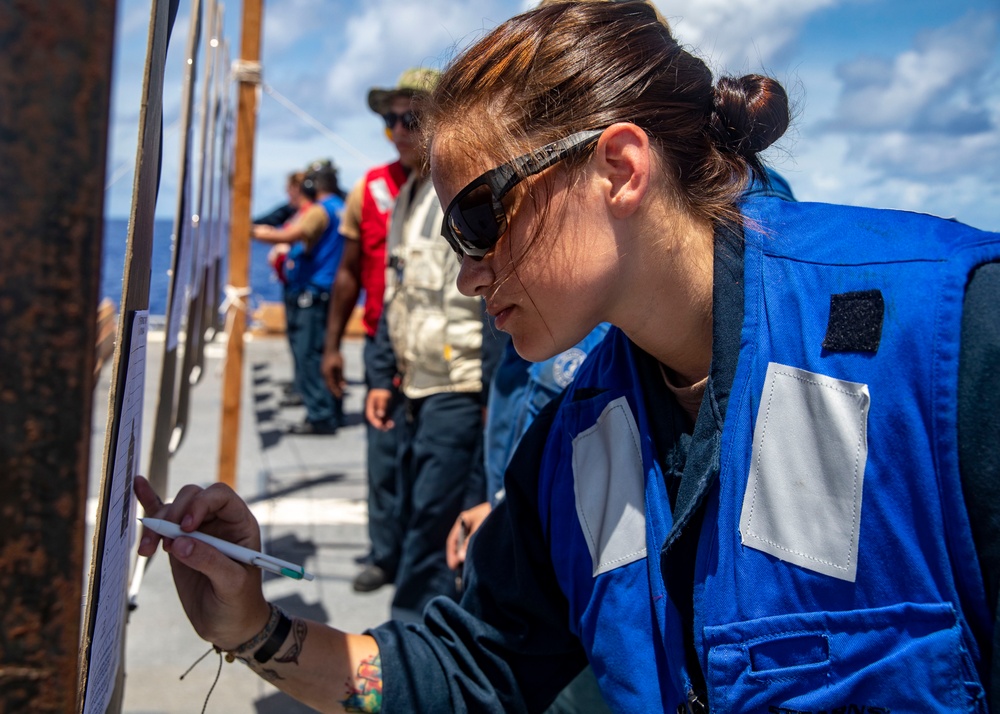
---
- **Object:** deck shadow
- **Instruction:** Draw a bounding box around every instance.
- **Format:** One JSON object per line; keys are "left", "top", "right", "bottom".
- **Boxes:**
{"left": 258, "top": 428, "right": 283, "bottom": 450}
{"left": 261, "top": 536, "right": 319, "bottom": 585}
{"left": 248, "top": 472, "right": 348, "bottom": 502}
{"left": 255, "top": 693, "right": 319, "bottom": 714}
{"left": 270, "top": 591, "right": 327, "bottom": 622}
{"left": 255, "top": 407, "right": 277, "bottom": 423}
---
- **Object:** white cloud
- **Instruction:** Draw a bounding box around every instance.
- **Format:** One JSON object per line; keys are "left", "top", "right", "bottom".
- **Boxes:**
{"left": 261, "top": 0, "right": 328, "bottom": 54}
{"left": 780, "top": 118, "right": 1000, "bottom": 232}
{"left": 323, "top": 0, "right": 510, "bottom": 112}
{"left": 650, "top": 0, "right": 843, "bottom": 72}
{"left": 852, "top": 131, "right": 1000, "bottom": 180}
{"left": 816, "top": 9, "right": 1000, "bottom": 203}
{"left": 513, "top": 0, "right": 845, "bottom": 71}
{"left": 828, "top": 10, "right": 998, "bottom": 134}
{"left": 104, "top": 0, "right": 1000, "bottom": 233}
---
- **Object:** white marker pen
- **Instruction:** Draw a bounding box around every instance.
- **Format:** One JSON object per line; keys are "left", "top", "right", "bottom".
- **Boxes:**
{"left": 140, "top": 517, "right": 315, "bottom": 581}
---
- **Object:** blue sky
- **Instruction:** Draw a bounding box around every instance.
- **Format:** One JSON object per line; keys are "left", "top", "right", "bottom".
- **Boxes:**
{"left": 106, "top": 0, "right": 1000, "bottom": 231}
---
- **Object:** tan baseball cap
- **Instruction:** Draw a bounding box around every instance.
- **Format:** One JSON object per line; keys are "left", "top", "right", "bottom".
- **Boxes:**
{"left": 367, "top": 67, "right": 441, "bottom": 115}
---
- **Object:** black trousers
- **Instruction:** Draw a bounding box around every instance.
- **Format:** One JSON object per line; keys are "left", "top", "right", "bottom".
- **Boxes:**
{"left": 391, "top": 390, "right": 484, "bottom": 622}
{"left": 285, "top": 290, "right": 342, "bottom": 427}
{"left": 363, "top": 335, "right": 403, "bottom": 577}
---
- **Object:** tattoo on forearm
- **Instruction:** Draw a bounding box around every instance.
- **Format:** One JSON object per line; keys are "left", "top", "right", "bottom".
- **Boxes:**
{"left": 275, "top": 618, "right": 306, "bottom": 665}
{"left": 340, "top": 654, "right": 383, "bottom": 713}
{"left": 248, "top": 619, "right": 304, "bottom": 683}
{"left": 259, "top": 666, "right": 285, "bottom": 683}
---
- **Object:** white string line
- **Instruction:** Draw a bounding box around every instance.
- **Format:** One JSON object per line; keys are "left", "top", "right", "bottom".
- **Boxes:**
{"left": 105, "top": 117, "right": 182, "bottom": 190}
{"left": 262, "top": 82, "right": 377, "bottom": 165}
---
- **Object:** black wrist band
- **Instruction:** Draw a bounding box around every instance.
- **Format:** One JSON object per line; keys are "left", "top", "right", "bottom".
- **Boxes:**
{"left": 253, "top": 609, "right": 292, "bottom": 664}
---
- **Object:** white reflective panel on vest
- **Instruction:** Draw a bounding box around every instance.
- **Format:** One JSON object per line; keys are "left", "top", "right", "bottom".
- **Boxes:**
{"left": 572, "top": 396, "right": 647, "bottom": 577}
{"left": 368, "top": 177, "right": 395, "bottom": 214}
{"left": 739, "top": 362, "right": 870, "bottom": 582}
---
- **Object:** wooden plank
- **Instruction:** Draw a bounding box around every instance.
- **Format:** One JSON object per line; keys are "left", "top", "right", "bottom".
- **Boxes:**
{"left": 173, "top": 0, "right": 219, "bottom": 451}
{"left": 146, "top": 0, "right": 204, "bottom": 496}
{"left": 218, "top": 0, "right": 264, "bottom": 487}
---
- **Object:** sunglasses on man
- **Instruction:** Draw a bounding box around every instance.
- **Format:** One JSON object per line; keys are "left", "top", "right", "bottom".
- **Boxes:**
{"left": 441, "top": 129, "right": 605, "bottom": 260}
{"left": 383, "top": 110, "right": 420, "bottom": 132}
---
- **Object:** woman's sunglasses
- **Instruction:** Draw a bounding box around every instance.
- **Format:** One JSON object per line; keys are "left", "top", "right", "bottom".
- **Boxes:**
{"left": 383, "top": 110, "right": 419, "bottom": 131}
{"left": 441, "top": 129, "right": 605, "bottom": 259}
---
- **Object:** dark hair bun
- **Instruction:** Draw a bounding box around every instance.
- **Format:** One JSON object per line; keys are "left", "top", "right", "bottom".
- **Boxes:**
{"left": 710, "top": 74, "right": 789, "bottom": 159}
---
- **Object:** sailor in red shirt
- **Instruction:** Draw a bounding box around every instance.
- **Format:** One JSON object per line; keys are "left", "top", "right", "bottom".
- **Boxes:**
{"left": 321, "top": 69, "right": 436, "bottom": 593}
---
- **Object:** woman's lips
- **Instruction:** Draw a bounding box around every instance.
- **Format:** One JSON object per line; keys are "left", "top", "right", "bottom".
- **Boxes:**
{"left": 492, "top": 305, "right": 513, "bottom": 331}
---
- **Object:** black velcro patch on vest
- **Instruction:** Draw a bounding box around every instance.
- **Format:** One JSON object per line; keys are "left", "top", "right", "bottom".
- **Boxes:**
{"left": 572, "top": 387, "right": 607, "bottom": 401}
{"left": 822, "top": 289, "right": 884, "bottom": 353}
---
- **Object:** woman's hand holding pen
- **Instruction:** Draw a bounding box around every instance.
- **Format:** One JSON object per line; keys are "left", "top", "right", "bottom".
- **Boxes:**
{"left": 134, "top": 475, "right": 271, "bottom": 651}
{"left": 136, "top": 475, "right": 383, "bottom": 710}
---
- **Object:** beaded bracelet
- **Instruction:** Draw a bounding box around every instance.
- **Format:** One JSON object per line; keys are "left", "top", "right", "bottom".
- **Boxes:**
{"left": 223, "top": 603, "right": 291, "bottom": 664}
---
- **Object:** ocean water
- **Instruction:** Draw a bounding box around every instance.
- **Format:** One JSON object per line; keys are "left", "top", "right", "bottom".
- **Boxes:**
{"left": 101, "top": 217, "right": 284, "bottom": 315}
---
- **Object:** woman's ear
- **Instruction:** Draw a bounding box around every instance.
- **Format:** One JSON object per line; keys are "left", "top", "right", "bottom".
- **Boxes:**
{"left": 595, "top": 122, "right": 650, "bottom": 219}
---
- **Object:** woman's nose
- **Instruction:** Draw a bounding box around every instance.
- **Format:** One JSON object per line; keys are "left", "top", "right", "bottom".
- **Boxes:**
{"left": 456, "top": 254, "right": 494, "bottom": 298}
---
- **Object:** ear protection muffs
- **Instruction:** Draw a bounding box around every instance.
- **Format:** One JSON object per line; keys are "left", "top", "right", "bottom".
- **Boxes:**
{"left": 300, "top": 174, "right": 318, "bottom": 200}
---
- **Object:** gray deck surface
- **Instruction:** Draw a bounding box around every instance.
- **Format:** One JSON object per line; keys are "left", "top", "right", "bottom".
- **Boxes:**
{"left": 88, "top": 331, "right": 393, "bottom": 713}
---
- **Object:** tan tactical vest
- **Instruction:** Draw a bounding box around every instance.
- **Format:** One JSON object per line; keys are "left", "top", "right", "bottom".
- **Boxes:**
{"left": 383, "top": 175, "right": 483, "bottom": 399}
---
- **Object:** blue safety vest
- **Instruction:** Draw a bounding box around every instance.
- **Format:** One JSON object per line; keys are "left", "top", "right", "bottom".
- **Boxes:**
{"left": 537, "top": 198, "right": 1000, "bottom": 712}
{"left": 285, "top": 194, "right": 345, "bottom": 294}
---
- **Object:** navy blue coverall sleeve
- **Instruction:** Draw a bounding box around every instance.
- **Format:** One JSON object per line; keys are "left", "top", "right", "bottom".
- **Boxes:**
{"left": 367, "top": 311, "right": 398, "bottom": 392}
{"left": 368, "top": 395, "right": 587, "bottom": 713}
{"left": 959, "top": 261, "right": 1000, "bottom": 711}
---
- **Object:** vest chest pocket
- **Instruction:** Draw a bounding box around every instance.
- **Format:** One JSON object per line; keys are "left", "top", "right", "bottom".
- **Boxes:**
{"left": 703, "top": 602, "right": 985, "bottom": 712}
{"left": 739, "top": 363, "right": 869, "bottom": 583}
{"left": 402, "top": 307, "right": 448, "bottom": 376}
{"left": 402, "top": 241, "right": 449, "bottom": 293}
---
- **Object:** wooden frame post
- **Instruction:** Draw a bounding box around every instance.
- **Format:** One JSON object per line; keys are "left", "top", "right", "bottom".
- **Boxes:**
{"left": 218, "top": 0, "right": 263, "bottom": 486}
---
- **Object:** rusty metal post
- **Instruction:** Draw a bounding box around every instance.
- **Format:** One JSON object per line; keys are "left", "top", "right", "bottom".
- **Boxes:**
{"left": 0, "top": 1, "right": 117, "bottom": 712}
{"left": 218, "top": 0, "right": 263, "bottom": 487}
